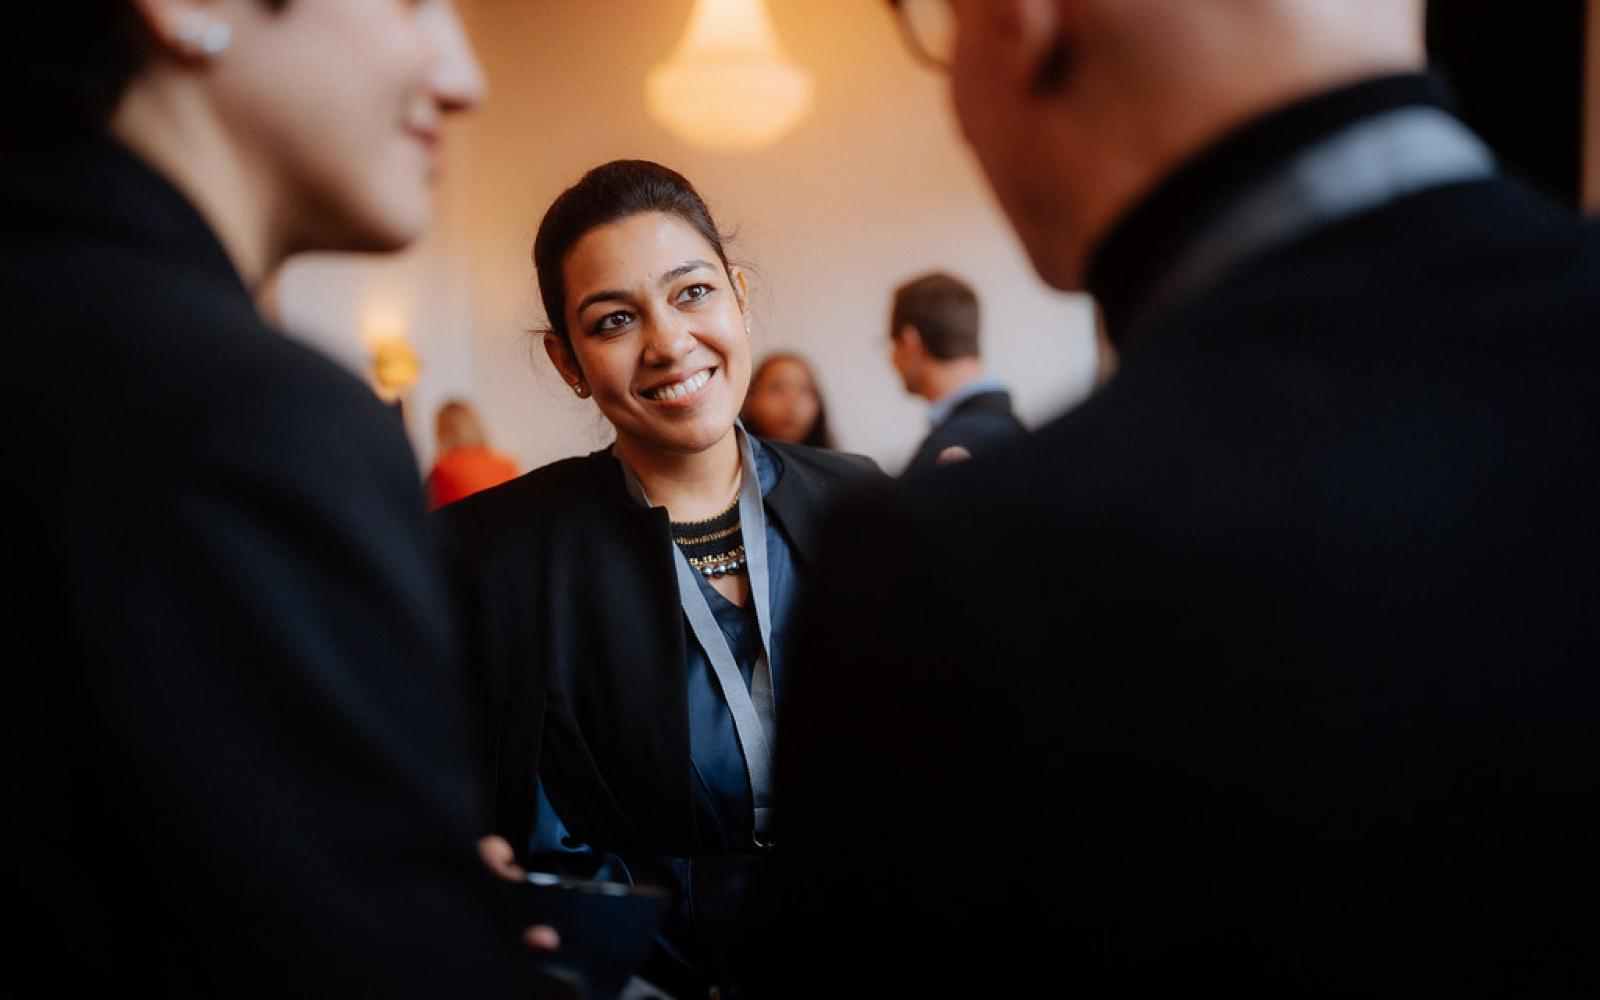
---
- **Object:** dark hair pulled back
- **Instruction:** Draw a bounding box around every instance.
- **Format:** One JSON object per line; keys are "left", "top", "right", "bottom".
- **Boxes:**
{"left": 9, "top": 0, "right": 290, "bottom": 142}
{"left": 533, "top": 159, "right": 732, "bottom": 343}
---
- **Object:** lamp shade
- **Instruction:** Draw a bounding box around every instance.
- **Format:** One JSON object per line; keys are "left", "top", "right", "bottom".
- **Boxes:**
{"left": 646, "top": 0, "right": 814, "bottom": 152}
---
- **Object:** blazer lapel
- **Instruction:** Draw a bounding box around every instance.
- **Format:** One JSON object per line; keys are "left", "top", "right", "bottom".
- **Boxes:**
{"left": 764, "top": 451, "right": 829, "bottom": 569}
{"left": 570, "top": 458, "right": 699, "bottom": 854}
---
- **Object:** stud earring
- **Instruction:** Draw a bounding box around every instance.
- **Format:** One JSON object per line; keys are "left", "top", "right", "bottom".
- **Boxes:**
{"left": 176, "top": 19, "right": 232, "bottom": 57}
{"left": 572, "top": 383, "right": 590, "bottom": 399}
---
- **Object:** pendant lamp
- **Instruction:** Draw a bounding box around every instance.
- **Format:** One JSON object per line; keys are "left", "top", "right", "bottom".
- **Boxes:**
{"left": 646, "top": 0, "right": 814, "bottom": 152}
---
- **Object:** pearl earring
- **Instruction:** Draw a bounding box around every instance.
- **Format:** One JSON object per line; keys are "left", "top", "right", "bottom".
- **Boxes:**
{"left": 177, "top": 19, "right": 232, "bottom": 57}
{"left": 572, "top": 383, "right": 590, "bottom": 399}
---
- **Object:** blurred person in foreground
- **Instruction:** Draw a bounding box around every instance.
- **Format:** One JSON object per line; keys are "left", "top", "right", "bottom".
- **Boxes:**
{"left": 429, "top": 398, "right": 520, "bottom": 509}
{"left": 740, "top": 352, "right": 836, "bottom": 449}
{"left": 769, "top": 0, "right": 1600, "bottom": 995}
{"left": 889, "top": 271, "right": 1025, "bottom": 474}
{"left": 0, "top": 0, "right": 556, "bottom": 995}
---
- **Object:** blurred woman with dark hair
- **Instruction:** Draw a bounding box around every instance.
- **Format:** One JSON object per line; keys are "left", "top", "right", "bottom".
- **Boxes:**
{"left": 1, "top": 2, "right": 553, "bottom": 995}
{"left": 741, "top": 352, "right": 836, "bottom": 449}
{"left": 440, "top": 159, "right": 882, "bottom": 998}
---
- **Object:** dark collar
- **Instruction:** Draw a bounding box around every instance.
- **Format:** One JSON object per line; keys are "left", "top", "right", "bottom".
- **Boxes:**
{"left": 1087, "top": 73, "right": 1454, "bottom": 350}
{"left": 596, "top": 438, "right": 861, "bottom": 571}
{"left": 763, "top": 445, "right": 817, "bottom": 564}
{"left": 1, "top": 134, "right": 250, "bottom": 299}
{"left": 949, "top": 389, "right": 1014, "bottom": 417}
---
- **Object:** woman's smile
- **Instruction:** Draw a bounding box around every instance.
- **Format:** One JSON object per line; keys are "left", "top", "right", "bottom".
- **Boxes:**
{"left": 640, "top": 366, "right": 717, "bottom": 405}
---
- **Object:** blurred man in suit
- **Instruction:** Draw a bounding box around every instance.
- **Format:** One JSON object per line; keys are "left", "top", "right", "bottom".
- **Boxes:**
{"left": 889, "top": 272, "right": 1026, "bottom": 473}
{"left": 772, "top": 0, "right": 1600, "bottom": 994}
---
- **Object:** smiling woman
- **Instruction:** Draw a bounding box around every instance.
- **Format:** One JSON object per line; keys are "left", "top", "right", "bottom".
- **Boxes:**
{"left": 437, "top": 161, "right": 886, "bottom": 997}
{"left": 553, "top": 210, "right": 752, "bottom": 480}
{"left": 535, "top": 162, "right": 761, "bottom": 607}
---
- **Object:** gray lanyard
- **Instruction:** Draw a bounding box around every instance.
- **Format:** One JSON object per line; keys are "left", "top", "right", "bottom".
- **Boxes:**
{"left": 621, "top": 428, "right": 777, "bottom": 844}
{"left": 1129, "top": 106, "right": 1497, "bottom": 340}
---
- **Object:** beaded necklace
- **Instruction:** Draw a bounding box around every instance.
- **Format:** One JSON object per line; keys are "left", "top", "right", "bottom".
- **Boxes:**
{"left": 671, "top": 494, "right": 746, "bottom": 578}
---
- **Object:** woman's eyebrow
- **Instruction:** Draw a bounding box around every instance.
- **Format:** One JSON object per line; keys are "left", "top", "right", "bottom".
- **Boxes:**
{"left": 658, "top": 259, "right": 714, "bottom": 286}
{"left": 575, "top": 260, "right": 714, "bottom": 317}
{"left": 575, "top": 287, "right": 631, "bottom": 316}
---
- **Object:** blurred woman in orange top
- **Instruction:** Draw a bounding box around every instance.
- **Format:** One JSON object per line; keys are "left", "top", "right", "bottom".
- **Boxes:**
{"left": 428, "top": 400, "right": 518, "bottom": 509}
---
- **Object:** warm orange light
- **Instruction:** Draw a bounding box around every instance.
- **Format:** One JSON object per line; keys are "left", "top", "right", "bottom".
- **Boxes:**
{"left": 361, "top": 298, "right": 421, "bottom": 402}
{"left": 370, "top": 337, "right": 422, "bottom": 403}
{"left": 646, "top": 0, "right": 814, "bottom": 152}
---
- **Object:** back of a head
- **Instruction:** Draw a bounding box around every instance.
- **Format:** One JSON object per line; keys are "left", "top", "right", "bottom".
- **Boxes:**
{"left": 891, "top": 272, "right": 981, "bottom": 361}
{"left": 934, "top": 0, "right": 1427, "bottom": 291}
{"left": 435, "top": 400, "right": 487, "bottom": 452}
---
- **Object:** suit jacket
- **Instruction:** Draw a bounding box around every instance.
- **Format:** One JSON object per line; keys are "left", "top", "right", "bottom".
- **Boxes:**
{"left": 438, "top": 442, "right": 880, "bottom": 861}
{"left": 768, "top": 75, "right": 1600, "bottom": 996}
{"left": 1, "top": 139, "right": 535, "bottom": 996}
{"left": 903, "top": 388, "right": 1026, "bottom": 475}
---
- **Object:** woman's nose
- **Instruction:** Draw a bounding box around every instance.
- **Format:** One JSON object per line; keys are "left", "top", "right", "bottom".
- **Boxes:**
{"left": 642, "top": 316, "right": 695, "bottom": 364}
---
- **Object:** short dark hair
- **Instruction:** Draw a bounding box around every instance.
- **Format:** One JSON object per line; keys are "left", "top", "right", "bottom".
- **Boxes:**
{"left": 10, "top": 1, "right": 290, "bottom": 141}
{"left": 891, "top": 272, "right": 981, "bottom": 360}
{"left": 533, "top": 160, "right": 732, "bottom": 344}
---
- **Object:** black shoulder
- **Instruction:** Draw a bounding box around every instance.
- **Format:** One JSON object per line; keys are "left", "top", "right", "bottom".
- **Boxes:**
{"left": 943, "top": 398, "right": 1027, "bottom": 439}
{"left": 435, "top": 450, "right": 617, "bottom": 551}
{"left": 10, "top": 235, "right": 428, "bottom": 513}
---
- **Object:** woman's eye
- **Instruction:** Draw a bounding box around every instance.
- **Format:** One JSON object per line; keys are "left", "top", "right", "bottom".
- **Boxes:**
{"left": 677, "top": 283, "right": 713, "bottom": 304}
{"left": 594, "top": 311, "right": 632, "bottom": 333}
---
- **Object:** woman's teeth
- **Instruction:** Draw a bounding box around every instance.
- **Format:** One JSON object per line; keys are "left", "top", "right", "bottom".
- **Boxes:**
{"left": 644, "top": 369, "right": 712, "bottom": 401}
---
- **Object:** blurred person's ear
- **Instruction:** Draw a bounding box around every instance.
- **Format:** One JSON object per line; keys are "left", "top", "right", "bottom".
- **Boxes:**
{"left": 128, "top": 0, "right": 235, "bottom": 62}
{"left": 544, "top": 333, "right": 590, "bottom": 399}
{"left": 1021, "top": 0, "right": 1075, "bottom": 97}
{"left": 890, "top": 324, "right": 926, "bottom": 394}
{"left": 898, "top": 325, "right": 927, "bottom": 361}
{"left": 949, "top": 0, "right": 1091, "bottom": 292}
{"left": 955, "top": 0, "right": 1070, "bottom": 95}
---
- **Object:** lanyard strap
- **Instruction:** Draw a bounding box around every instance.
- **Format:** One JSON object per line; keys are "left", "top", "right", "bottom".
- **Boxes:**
{"left": 1130, "top": 106, "right": 1496, "bottom": 340}
{"left": 624, "top": 428, "right": 777, "bottom": 845}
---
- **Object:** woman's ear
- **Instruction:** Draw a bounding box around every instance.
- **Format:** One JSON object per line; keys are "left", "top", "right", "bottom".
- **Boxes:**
{"left": 731, "top": 266, "right": 752, "bottom": 316}
{"left": 544, "top": 333, "right": 590, "bottom": 398}
{"left": 129, "top": 0, "right": 236, "bottom": 60}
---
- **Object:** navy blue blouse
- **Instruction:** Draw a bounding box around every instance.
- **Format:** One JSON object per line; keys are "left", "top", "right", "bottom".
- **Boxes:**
{"left": 684, "top": 438, "right": 795, "bottom": 849}
{"left": 528, "top": 436, "right": 797, "bottom": 855}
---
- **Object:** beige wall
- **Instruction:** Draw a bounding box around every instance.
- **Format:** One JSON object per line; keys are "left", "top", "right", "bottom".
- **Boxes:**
{"left": 280, "top": 0, "right": 1095, "bottom": 473}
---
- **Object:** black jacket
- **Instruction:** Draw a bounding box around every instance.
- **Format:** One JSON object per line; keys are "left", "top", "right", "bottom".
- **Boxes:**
{"left": 903, "top": 388, "right": 1026, "bottom": 475}
{"left": 1, "top": 139, "right": 535, "bottom": 996}
{"left": 438, "top": 442, "right": 879, "bottom": 860}
{"left": 769, "top": 76, "right": 1600, "bottom": 996}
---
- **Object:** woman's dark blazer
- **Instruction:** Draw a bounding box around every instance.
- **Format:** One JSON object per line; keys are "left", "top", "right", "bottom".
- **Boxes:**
{"left": 438, "top": 440, "right": 882, "bottom": 860}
